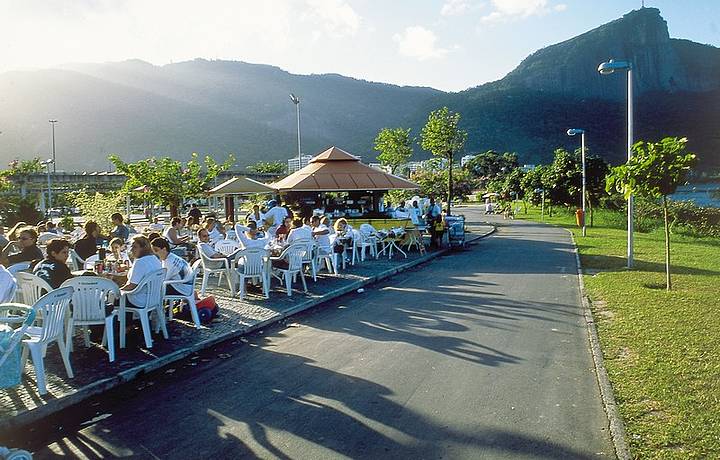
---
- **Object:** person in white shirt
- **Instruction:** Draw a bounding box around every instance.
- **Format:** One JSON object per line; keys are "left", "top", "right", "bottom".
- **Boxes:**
{"left": 233, "top": 222, "right": 271, "bottom": 250}
{"left": 311, "top": 216, "right": 332, "bottom": 254}
{"left": 119, "top": 236, "right": 162, "bottom": 308}
{"left": 151, "top": 237, "right": 194, "bottom": 297}
{"left": 148, "top": 217, "right": 165, "bottom": 232}
{"left": 262, "top": 200, "right": 288, "bottom": 233}
{"left": 409, "top": 201, "right": 423, "bottom": 226}
{"left": 203, "top": 217, "right": 225, "bottom": 243}
{"left": 196, "top": 228, "right": 239, "bottom": 266}
{"left": 164, "top": 217, "right": 191, "bottom": 247}
{"left": 286, "top": 218, "right": 312, "bottom": 244}
{"left": 245, "top": 205, "right": 264, "bottom": 227}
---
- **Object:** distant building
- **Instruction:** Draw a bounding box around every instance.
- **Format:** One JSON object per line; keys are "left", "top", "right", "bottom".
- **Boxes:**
{"left": 461, "top": 154, "right": 477, "bottom": 167}
{"left": 520, "top": 164, "right": 536, "bottom": 172}
{"left": 406, "top": 161, "right": 424, "bottom": 173}
{"left": 369, "top": 163, "right": 391, "bottom": 173}
{"left": 287, "top": 155, "right": 313, "bottom": 173}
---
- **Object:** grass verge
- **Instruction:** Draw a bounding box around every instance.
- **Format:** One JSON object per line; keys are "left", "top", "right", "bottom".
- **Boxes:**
{"left": 517, "top": 208, "right": 719, "bottom": 459}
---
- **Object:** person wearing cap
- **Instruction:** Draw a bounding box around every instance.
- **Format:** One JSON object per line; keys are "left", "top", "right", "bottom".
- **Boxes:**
{"left": 262, "top": 199, "right": 288, "bottom": 233}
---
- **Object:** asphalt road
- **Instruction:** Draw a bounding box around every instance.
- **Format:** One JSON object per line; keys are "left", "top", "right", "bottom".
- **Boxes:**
{"left": 19, "top": 207, "right": 614, "bottom": 459}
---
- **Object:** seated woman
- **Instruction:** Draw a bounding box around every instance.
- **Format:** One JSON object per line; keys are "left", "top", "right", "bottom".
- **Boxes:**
{"left": 163, "top": 217, "right": 191, "bottom": 247}
{"left": 119, "top": 236, "right": 162, "bottom": 308}
{"left": 33, "top": 238, "right": 73, "bottom": 288}
{"left": 74, "top": 221, "right": 102, "bottom": 261}
{"left": 1, "top": 226, "right": 44, "bottom": 267}
{"left": 151, "top": 237, "right": 194, "bottom": 297}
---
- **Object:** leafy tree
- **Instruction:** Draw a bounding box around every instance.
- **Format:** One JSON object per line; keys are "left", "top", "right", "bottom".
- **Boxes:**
{"left": 487, "top": 167, "right": 527, "bottom": 212}
{"left": 520, "top": 165, "right": 547, "bottom": 207}
{"left": 465, "top": 151, "right": 519, "bottom": 187}
{"left": 0, "top": 158, "right": 43, "bottom": 197}
{"left": 247, "top": 161, "right": 286, "bottom": 175}
{"left": 412, "top": 164, "right": 475, "bottom": 203}
{"left": 374, "top": 127, "right": 414, "bottom": 175}
{"left": 71, "top": 190, "right": 125, "bottom": 230}
{"left": 420, "top": 107, "right": 468, "bottom": 214}
{"left": 110, "top": 153, "right": 234, "bottom": 217}
{"left": 606, "top": 137, "right": 697, "bottom": 291}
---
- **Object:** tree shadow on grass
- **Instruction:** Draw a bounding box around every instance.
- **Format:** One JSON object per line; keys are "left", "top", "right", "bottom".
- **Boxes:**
{"left": 578, "top": 253, "right": 720, "bottom": 276}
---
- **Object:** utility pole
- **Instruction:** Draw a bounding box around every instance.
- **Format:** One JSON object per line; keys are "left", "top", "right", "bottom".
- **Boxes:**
{"left": 49, "top": 119, "right": 58, "bottom": 173}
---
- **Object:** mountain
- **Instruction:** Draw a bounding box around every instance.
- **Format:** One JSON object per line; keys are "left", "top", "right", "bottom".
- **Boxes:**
{"left": 0, "top": 7, "right": 718, "bottom": 172}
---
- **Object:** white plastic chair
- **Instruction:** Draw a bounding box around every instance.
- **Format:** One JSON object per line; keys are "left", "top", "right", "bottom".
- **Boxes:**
{"left": 235, "top": 247, "right": 269, "bottom": 300}
{"left": 214, "top": 239, "right": 241, "bottom": 255}
{"left": 37, "top": 233, "right": 58, "bottom": 245}
{"left": 60, "top": 277, "right": 120, "bottom": 362}
{"left": 0, "top": 304, "right": 36, "bottom": 389}
{"left": 83, "top": 254, "right": 100, "bottom": 270}
{"left": 14, "top": 272, "right": 53, "bottom": 306}
{"left": 315, "top": 243, "right": 336, "bottom": 275}
{"left": 118, "top": 269, "right": 167, "bottom": 349}
{"left": 163, "top": 260, "right": 202, "bottom": 328}
{"left": 7, "top": 262, "right": 31, "bottom": 275}
{"left": 68, "top": 249, "right": 85, "bottom": 271}
{"left": 352, "top": 230, "right": 376, "bottom": 264}
{"left": 198, "top": 243, "right": 235, "bottom": 296}
{"left": 271, "top": 243, "right": 307, "bottom": 297}
{"left": 297, "top": 239, "right": 319, "bottom": 282}
{"left": 20, "top": 286, "right": 75, "bottom": 395}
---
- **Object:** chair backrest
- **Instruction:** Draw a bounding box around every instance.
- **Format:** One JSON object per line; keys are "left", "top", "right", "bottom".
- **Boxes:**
{"left": 68, "top": 249, "right": 85, "bottom": 271}
{"left": 37, "top": 232, "right": 57, "bottom": 245}
{"left": 32, "top": 286, "right": 74, "bottom": 342}
{"left": 215, "top": 239, "right": 240, "bottom": 256}
{"left": 14, "top": 272, "right": 53, "bottom": 306}
{"left": 198, "top": 243, "right": 224, "bottom": 270}
{"left": 238, "top": 248, "right": 267, "bottom": 277}
{"left": 61, "top": 277, "right": 120, "bottom": 323}
{"left": 0, "top": 304, "right": 36, "bottom": 368}
{"left": 280, "top": 243, "right": 307, "bottom": 272}
{"left": 7, "top": 262, "right": 31, "bottom": 275}
{"left": 0, "top": 265, "right": 18, "bottom": 303}
{"left": 132, "top": 269, "right": 166, "bottom": 309}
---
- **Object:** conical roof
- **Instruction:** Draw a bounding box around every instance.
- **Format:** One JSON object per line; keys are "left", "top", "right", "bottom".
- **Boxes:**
{"left": 207, "top": 176, "right": 276, "bottom": 195}
{"left": 272, "top": 146, "right": 418, "bottom": 192}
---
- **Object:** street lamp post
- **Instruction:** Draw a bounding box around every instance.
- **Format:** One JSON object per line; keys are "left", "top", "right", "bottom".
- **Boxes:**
{"left": 598, "top": 59, "right": 633, "bottom": 268}
{"left": 49, "top": 119, "right": 58, "bottom": 173}
{"left": 289, "top": 94, "right": 301, "bottom": 171}
{"left": 567, "top": 128, "right": 586, "bottom": 237}
{"left": 41, "top": 159, "right": 54, "bottom": 212}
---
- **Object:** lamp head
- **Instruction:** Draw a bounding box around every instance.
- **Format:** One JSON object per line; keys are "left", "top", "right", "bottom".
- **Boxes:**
{"left": 567, "top": 128, "right": 584, "bottom": 136}
{"left": 289, "top": 94, "right": 299, "bottom": 104}
{"left": 598, "top": 59, "right": 632, "bottom": 75}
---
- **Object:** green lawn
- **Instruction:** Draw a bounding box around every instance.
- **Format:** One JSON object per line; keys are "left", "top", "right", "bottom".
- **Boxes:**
{"left": 517, "top": 208, "right": 720, "bottom": 459}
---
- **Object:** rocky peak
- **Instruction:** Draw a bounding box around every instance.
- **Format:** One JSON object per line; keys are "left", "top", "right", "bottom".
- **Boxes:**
{"left": 498, "top": 7, "right": 720, "bottom": 100}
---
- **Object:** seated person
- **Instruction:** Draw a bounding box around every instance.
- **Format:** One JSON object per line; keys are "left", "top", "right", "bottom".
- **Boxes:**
{"left": 234, "top": 221, "right": 270, "bottom": 250}
{"left": 203, "top": 217, "right": 225, "bottom": 243}
{"left": 197, "top": 228, "right": 239, "bottom": 264}
{"left": 333, "top": 218, "right": 353, "bottom": 237}
{"left": 286, "top": 218, "right": 312, "bottom": 244}
{"left": 110, "top": 213, "right": 130, "bottom": 241}
{"left": 311, "top": 216, "right": 332, "bottom": 254}
{"left": 246, "top": 205, "right": 264, "bottom": 227}
{"left": 74, "top": 221, "right": 102, "bottom": 261}
{"left": 118, "top": 236, "right": 162, "bottom": 308}
{"left": 164, "top": 217, "right": 191, "bottom": 247}
{"left": 275, "top": 216, "right": 292, "bottom": 242}
{"left": 150, "top": 237, "right": 194, "bottom": 297}
{"left": 1, "top": 226, "right": 44, "bottom": 266}
{"left": 33, "top": 238, "right": 73, "bottom": 288}
{"left": 108, "top": 237, "right": 130, "bottom": 262}
{"left": 46, "top": 221, "right": 63, "bottom": 235}
{"left": 147, "top": 217, "right": 165, "bottom": 232}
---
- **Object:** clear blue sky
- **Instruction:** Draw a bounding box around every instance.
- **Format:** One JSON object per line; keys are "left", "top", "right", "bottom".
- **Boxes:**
{"left": 1, "top": 0, "right": 717, "bottom": 91}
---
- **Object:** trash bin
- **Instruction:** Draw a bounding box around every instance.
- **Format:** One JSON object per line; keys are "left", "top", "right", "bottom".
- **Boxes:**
{"left": 575, "top": 209, "right": 585, "bottom": 227}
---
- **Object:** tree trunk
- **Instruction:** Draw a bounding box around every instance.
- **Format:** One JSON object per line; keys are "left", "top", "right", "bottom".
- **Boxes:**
{"left": 663, "top": 195, "right": 672, "bottom": 291}
{"left": 170, "top": 199, "right": 179, "bottom": 218}
{"left": 588, "top": 193, "right": 594, "bottom": 227}
{"left": 447, "top": 154, "right": 453, "bottom": 216}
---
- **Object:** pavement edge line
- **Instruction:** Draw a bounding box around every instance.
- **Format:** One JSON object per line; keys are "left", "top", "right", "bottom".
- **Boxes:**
{"left": 1, "top": 225, "right": 496, "bottom": 433}
{"left": 566, "top": 229, "right": 631, "bottom": 460}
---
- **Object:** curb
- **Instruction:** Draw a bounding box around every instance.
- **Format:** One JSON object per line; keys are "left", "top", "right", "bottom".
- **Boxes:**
{"left": 1, "top": 226, "right": 496, "bottom": 432}
{"left": 566, "top": 229, "right": 631, "bottom": 460}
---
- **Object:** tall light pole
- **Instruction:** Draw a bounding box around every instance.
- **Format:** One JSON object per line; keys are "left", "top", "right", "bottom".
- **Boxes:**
{"left": 289, "top": 94, "right": 301, "bottom": 170}
{"left": 49, "top": 119, "right": 58, "bottom": 173}
{"left": 567, "top": 128, "right": 586, "bottom": 237}
{"left": 41, "top": 159, "right": 54, "bottom": 212}
{"left": 598, "top": 59, "right": 633, "bottom": 268}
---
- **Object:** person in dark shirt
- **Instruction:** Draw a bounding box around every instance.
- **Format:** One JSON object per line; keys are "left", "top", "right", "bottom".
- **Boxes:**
{"left": 187, "top": 203, "right": 202, "bottom": 222}
{"left": 1, "top": 226, "right": 44, "bottom": 266}
{"left": 74, "top": 221, "right": 101, "bottom": 261}
{"left": 33, "top": 239, "right": 73, "bottom": 288}
{"left": 110, "top": 213, "right": 130, "bottom": 242}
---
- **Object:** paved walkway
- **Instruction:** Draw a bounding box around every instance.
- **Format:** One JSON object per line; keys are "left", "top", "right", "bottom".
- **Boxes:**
{"left": 0, "top": 226, "right": 492, "bottom": 431}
